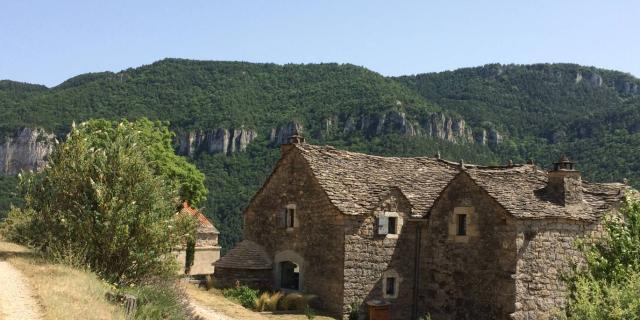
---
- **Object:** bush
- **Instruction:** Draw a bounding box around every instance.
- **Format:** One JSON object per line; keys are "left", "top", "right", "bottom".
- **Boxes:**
{"left": 222, "top": 283, "right": 259, "bottom": 309}
{"left": 564, "top": 195, "right": 640, "bottom": 319}
{"left": 124, "top": 279, "right": 191, "bottom": 320}
{"left": 255, "top": 291, "right": 283, "bottom": 312}
{"left": 4, "top": 120, "right": 200, "bottom": 282}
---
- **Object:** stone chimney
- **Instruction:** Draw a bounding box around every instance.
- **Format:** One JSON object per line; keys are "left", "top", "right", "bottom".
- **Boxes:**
{"left": 547, "top": 155, "right": 583, "bottom": 205}
{"left": 280, "top": 130, "right": 305, "bottom": 155}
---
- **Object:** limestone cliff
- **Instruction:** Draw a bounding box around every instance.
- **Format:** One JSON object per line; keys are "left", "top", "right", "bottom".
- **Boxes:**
{"left": 0, "top": 128, "right": 55, "bottom": 175}
{"left": 176, "top": 128, "right": 258, "bottom": 157}
{"left": 316, "top": 111, "right": 500, "bottom": 147}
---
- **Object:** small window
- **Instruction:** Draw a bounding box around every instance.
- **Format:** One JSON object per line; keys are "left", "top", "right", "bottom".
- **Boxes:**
{"left": 386, "top": 277, "right": 396, "bottom": 296}
{"left": 286, "top": 208, "right": 295, "bottom": 228}
{"left": 388, "top": 217, "right": 397, "bottom": 235}
{"left": 382, "top": 269, "right": 400, "bottom": 298}
{"left": 457, "top": 214, "right": 467, "bottom": 236}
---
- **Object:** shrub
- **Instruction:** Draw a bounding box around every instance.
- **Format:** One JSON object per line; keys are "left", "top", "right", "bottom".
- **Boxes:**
{"left": 5, "top": 120, "right": 200, "bottom": 282}
{"left": 348, "top": 302, "right": 359, "bottom": 320}
{"left": 222, "top": 283, "right": 259, "bottom": 309}
{"left": 304, "top": 305, "right": 316, "bottom": 319}
{"left": 255, "top": 291, "right": 283, "bottom": 312}
{"left": 564, "top": 195, "right": 640, "bottom": 319}
{"left": 124, "top": 279, "right": 190, "bottom": 320}
{"left": 280, "top": 292, "right": 309, "bottom": 311}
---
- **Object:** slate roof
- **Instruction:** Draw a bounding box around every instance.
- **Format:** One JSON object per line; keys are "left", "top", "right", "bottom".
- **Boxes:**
{"left": 179, "top": 202, "right": 219, "bottom": 233}
{"left": 214, "top": 240, "right": 273, "bottom": 269}
{"left": 291, "top": 143, "right": 629, "bottom": 220}
{"left": 464, "top": 165, "right": 628, "bottom": 221}
{"left": 295, "top": 143, "right": 459, "bottom": 216}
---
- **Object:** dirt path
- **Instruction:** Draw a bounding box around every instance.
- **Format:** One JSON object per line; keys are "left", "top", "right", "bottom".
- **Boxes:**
{"left": 190, "top": 299, "right": 236, "bottom": 320}
{"left": 0, "top": 260, "right": 43, "bottom": 320}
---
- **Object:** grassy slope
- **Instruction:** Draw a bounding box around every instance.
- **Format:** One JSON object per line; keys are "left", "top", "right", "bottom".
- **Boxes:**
{"left": 0, "top": 240, "right": 125, "bottom": 320}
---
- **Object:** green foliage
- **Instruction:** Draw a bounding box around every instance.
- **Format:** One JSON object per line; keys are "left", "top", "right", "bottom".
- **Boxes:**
{"left": 0, "top": 175, "right": 20, "bottom": 220}
{"left": 123, "top": 281, "right": 190, "bottom": 320}
{"left": 2, "top": 60, "right": 640, "bottom": 252}
{"left": 398, "top": 63, "right": 640, "bottom": 187}
{"left": 564, "top": 196, "right": 640, "bottom": 319}
{"left": 222, "top": 284, "right": 259, "bottom": 309}
{"left": 74, "top": 118, "right": 207, "bottom": 205}
{"left": 3, "top": 120, "right": 200, "bottom": 282}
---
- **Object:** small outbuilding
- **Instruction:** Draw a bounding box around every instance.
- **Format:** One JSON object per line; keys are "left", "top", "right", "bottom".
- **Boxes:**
{"left": 174, "top": 202, "right": 221, "bottom": 275}
{"left": 213, "top": 239, "right": 273, "bottom": 289}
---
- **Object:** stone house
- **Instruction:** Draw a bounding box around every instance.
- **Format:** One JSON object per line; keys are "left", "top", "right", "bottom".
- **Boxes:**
{"left": 214, "top": 135, "right": 629, "bottom": 320}
{"left": 174, "top": 202, "right": 221, "bottom": 275}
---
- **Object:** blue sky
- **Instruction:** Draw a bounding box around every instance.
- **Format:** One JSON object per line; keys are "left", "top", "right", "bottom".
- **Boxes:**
{"left": 1, "top": 0, "right": 638, "bottom": 87}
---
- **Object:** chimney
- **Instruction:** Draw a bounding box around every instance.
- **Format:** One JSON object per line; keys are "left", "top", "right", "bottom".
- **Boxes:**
{"left": 280, "top": 130, "right": 305, "bottom": 155}
{"left": 547, "top": 155, "right": 583, "bottom": 205}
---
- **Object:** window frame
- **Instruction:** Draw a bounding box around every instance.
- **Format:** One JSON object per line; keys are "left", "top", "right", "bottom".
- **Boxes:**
{"left": 284, "top": 204, "right": 298, "bottom": 231}
{"left": 456, "top": 214, "right": 467, "bottom": 236}
{"left": 377, "top": 212, "right": 402, "bottom": 238}
{"left": 382, "top": 269, "right": 401, "bottom": 299}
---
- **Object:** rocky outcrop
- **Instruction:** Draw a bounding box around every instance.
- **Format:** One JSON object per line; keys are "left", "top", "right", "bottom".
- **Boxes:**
{"left": 0, "top": 128, "right": 55, "bottom": 175}
{"left": 338, "top": 111, "right": 497, "bottom": 146}
{"left": 269, "top": 121, "right": 304, "bottom": 145}
{"left": 473, "top": 128, "right": 501, "bottom": 148}
{"left": 176, "top": 128, "right": 258, "bottom": 157}
{"left": 576, "top": 71, "right": 603, "bottom": 87}
{"left": 616, "top": 80, "right": 640, "bottom": 95}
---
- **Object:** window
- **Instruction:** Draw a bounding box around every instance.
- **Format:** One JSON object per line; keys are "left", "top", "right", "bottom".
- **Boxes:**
{"left": 388, "top": 217, "right": 397, "bottom": 234}
{"left": 449, "top": 207, "right": 475, "bottom": 242}
{"left": 386, "top": 277, "right": 396, "bottom": 296}
{"left": 281, "top": 204, "right": 297, "bottom": 230}
{"left": 286, "top": 208, "right": 295, "bottom": 228}
{"left": 382, "top": 269, "right": 401, "bottom": 299}
{"left": 377, "top": 212, "right": 402, "bottom": 236}
{"left": 457, "top": 214, "right": 467, "bottom": 236}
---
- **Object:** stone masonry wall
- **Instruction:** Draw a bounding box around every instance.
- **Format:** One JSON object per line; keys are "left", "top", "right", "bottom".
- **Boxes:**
{"left": 244, "top": 148, "right": 346, "bottom": 316}
{"left": 343, "top": 188, "right": 416, "bottom": 320}
{"left": 511, "top": 218, "right": 603, "bottom": 320}
{"left": 421, "top": 173, "right": 518, "bottom": 320}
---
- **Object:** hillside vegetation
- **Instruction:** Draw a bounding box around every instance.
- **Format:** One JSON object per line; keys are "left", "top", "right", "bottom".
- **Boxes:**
{"left": 2, "top": 60, "right": 640, "bottom": 250}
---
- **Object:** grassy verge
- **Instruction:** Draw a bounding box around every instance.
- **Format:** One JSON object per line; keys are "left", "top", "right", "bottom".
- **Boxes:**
{"left": 185, "top": 285, "right": 335, "bottom": 320}
{"left": 0, "top": 240, "right": 125, "bottom": 320}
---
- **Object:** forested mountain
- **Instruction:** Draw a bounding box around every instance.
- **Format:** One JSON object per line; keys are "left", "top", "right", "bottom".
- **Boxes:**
{"left": 1, "top": 59, "right": 639, "bottom": 249}
{"left": 397, "top": 63, "right": 640, "bottom": 184}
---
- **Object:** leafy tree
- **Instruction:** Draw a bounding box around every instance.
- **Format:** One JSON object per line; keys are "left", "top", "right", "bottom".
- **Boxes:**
{"left": 564, "top": 195, "right": 640, "bottom": 319}
{"left": 76, "top": 118, "right": 207, "bottom": 205}
{"left": 3, "top": 120, "right": 200, "bottom": 281}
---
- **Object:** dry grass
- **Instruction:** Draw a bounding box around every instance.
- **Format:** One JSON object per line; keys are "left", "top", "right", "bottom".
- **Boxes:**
{"left": 0, "top": 240, "right": 125, "bottom": 320}
{"left": 185, "top": 285, "right": 335, "bottom": 320}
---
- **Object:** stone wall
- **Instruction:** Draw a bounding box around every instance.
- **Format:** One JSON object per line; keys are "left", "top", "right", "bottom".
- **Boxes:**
{"left": 342, "top": 188, "right": 416, "bottom": 320}
{"left": 511, "top": 218, "right": 603, "bottom": 320}
{"left": 421, "top": 173, "right": 518, "bottom": 320}
{"left": 214, "top": 267, "right": 273, "bottom": 290}
{"left": 243, "top": 148, "right": 346, "bottom": 316}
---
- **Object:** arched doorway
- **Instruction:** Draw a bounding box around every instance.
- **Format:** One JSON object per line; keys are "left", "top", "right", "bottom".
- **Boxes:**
{"left": 274, "top": 250, "right": 305, "bottom": 291}
{"left": 279, "top": 261, "right": 300, "bottom": 290}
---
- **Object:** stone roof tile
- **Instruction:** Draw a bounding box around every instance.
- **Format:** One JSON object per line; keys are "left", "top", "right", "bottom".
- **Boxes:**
{"left": 292, "top": 143, "right": 629, "bottom": 220}
{"left": 214, "top": 240, "right": 273, "bottom": 269}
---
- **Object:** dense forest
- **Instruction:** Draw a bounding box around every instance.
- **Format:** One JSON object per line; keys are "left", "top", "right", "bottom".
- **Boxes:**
{"left": 1, "top": 59, "right": 639, "bottom": 249}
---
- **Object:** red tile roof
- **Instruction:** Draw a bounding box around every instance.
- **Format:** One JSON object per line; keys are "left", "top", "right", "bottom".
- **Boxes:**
{"left": 179, "top": 202, "right": 218, "bottom": 233}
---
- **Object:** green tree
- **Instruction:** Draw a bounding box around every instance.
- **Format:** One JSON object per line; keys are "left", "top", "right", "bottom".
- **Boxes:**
{"left": 76, "top": 118, "right": 207, "bottom": 205}
{"left": 4, "top": 120, "right": 200, "bottom": 282}
{"left": 564, "top": 195, "right": 640, "bottom": 319}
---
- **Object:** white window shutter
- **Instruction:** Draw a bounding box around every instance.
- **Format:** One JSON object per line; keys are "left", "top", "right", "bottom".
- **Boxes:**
{"left": 378, "top": 216, "right": 389, "bottom": 235}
